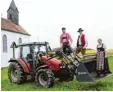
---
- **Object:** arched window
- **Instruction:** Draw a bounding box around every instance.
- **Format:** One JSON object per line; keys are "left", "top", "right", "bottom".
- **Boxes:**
{"left": 9, "top": 14, "right": 12, "bottom": 19}
{"left": 3, "top": 35, "right": 7, "bottom": 52}
{"left": 18, "top": 38, "right": 22, "bottom": 44}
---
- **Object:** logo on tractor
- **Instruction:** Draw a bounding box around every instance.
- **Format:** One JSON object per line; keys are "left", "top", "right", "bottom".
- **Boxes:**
{"left": 78, "top": 72, "right": 87, "bottom": 75}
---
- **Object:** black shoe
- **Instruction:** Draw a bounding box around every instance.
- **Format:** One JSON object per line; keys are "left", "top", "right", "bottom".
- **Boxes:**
{"left": 96, "top": 74, "right": 100, "bottom": 77}
{"left": 107, "top": 71, "right": 112, "bottom": 74}
{"left": 103, "top": 73, "right": 107, "bottom": 76}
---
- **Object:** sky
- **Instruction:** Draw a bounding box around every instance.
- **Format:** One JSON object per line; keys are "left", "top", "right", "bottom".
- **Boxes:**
{"left": 1, "top": 0, "right": 113, "bottom": 49}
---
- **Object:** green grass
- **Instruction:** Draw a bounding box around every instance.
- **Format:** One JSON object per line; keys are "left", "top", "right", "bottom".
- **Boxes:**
{"left": 1, "top": 57, "right": 113, "bottom": 91}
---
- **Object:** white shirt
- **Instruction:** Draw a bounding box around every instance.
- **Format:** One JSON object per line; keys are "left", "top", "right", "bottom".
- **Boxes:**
{"left": 78, "top": 34, "right": 88, "bottom": 48}
{"left": 97, "top": 43, "right": 107, "bottom": 50}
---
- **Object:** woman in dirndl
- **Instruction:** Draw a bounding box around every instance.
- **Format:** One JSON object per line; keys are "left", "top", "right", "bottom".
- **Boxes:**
{"left": 96, "top": 38, "right": 107, "bottom": 77}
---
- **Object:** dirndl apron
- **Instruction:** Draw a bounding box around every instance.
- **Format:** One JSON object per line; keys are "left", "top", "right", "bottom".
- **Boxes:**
{"left": 96, "top": 51, "right": 105, "bottom": 70}
{"left": 96, "top": 44, "right": 105, "bottom": 71}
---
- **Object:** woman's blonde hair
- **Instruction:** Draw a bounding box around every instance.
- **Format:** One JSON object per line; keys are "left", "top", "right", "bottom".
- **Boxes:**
{"left": 98, "top": 38, "right": 102, "bottom": 41}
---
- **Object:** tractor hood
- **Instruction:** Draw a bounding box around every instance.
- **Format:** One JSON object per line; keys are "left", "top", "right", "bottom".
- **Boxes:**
{"left": 41, "top": 56, "right": 61, "bottom": 71}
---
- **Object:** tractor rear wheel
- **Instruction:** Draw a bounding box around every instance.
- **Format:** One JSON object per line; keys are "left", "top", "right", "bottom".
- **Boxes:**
{"left": 8, "top": 62, "right": 26, "bottom": 84}
{"left": 35, "top": 69, "right": 54, "bottom": 87}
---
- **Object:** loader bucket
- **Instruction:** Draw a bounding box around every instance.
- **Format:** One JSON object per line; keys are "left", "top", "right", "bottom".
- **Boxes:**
{"left": 76, "top": 57, "right": 112, "bottom": 82}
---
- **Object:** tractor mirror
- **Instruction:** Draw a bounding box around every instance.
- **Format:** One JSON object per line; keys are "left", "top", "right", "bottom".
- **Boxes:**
{"left": 10, "top": 42, "right": 17, "bottom": 58}
{"left": 10, "top": 42, "right": 17, "bottom": 48}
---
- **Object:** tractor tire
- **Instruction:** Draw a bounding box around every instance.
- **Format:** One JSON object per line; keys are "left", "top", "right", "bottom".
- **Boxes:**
{"left": 35, "top": 69, "right": 54, "bottom": 88}
{"left": 8, "top": 62, "right": 26, "bottom": 84}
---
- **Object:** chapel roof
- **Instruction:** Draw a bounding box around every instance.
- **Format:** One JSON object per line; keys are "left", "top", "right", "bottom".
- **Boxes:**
{"left": 1, "top": 18, "right": 31, "bottom": 36}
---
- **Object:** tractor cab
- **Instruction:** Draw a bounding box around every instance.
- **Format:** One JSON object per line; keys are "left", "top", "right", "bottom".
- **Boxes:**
{"left": 11, "top": 42, "right": 52, "bottom": 72}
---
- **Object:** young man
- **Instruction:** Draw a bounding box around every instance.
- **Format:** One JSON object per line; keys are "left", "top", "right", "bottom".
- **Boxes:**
{"left": 74, "top": 28, "right": 88, "bottom": 57}
{"left": 60, "top": 27, "right": 73, "bottom": 54}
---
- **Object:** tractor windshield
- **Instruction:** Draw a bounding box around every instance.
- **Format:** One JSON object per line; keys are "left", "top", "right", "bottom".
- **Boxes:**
{"left": 33, "top": 44, "right": 51, "bottom": 54}
{"left": 34, "top": 45, "right": 46, "bottom": 53}
{"left": 39, "top": 45, "right": 46, "bottom": 52}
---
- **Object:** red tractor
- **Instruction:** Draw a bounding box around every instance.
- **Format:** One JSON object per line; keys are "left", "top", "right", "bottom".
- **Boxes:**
{"left": 8, "top": 42, "right": 77, "bottom": 87}
{"left": 8, "top": 42, "right": 112, "bottom": 87}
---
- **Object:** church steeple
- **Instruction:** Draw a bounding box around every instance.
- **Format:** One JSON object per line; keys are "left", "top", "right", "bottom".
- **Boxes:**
{"left": 7, "top": 0, "right": 19, "bottom": 25}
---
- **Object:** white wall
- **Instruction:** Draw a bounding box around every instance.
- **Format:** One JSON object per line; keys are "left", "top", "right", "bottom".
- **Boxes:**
{"left": 1, "top": 30, "right": 30, "bottom": 67}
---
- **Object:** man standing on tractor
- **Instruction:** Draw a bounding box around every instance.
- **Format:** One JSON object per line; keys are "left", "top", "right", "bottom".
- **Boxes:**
{"left": 74, "top": 28, "right": 88, "bottom": 58}
{"left": 60, "top": 27, "right": 73, "bottom": 54}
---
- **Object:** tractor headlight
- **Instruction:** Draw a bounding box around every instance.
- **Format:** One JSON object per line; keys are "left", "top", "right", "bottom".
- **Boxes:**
{"left": 60, "top": 66, "right": 63, "bottom": 68}
{"left": 59, "top": 64, "right": 65, "bottom": 69}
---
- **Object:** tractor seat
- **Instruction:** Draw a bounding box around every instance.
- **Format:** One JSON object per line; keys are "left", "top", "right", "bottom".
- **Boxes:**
{"left": 27, "top": 54, "right": 33, "bottom": 62}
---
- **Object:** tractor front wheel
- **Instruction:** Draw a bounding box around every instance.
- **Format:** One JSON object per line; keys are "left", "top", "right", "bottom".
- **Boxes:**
{"left": 8, "top": 62, "right": 26, "bottom": 84}
{"left": 35, "top": 69, "right": 54, "bottom": 87}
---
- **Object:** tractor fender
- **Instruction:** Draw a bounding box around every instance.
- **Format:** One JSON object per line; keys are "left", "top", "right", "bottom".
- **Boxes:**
{"left": 35, "top": 65, "right": 48, "bottom": 72}
{"left": 8, "top": 58, "right": 30, "bottom": 73}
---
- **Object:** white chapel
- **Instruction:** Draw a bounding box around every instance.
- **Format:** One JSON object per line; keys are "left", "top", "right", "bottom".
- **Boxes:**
{"left": 1, "top": 0, "right": 31, "bottom": 67}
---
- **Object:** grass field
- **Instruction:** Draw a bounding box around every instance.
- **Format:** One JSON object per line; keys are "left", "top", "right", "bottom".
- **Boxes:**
{"left": 1, "top": 57, "right": 113, "bottom": 91}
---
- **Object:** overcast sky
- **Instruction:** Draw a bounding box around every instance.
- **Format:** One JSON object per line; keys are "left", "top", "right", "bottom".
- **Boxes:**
{"left": 1, "top": 0, "right": 113, "bottom": 49}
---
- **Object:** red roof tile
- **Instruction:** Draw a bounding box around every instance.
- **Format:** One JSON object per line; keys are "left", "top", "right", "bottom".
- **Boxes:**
{"left": 1, "top": 18, "right": 30, "bottom": 36}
